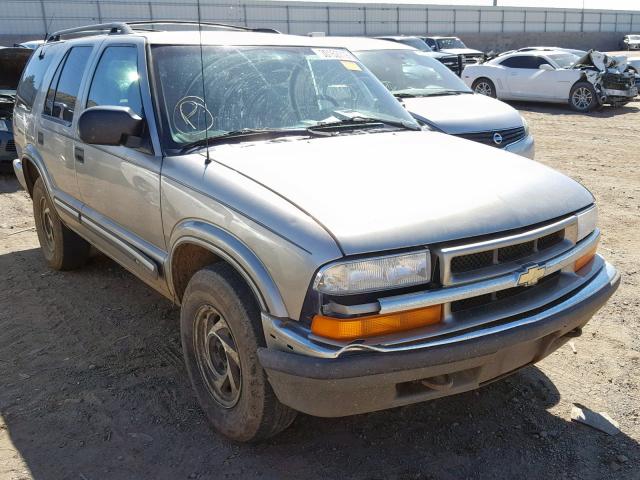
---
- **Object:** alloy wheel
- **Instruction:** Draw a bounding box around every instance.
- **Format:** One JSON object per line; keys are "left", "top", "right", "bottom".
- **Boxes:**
{"left": 475, "top": 81, "right": 493, "bottom": 96}
{"left": 572, "top": 87, "right": 593, "bottom": 111}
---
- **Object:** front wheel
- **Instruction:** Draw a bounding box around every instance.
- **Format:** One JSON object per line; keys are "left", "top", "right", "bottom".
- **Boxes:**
{"left": 180, "top": 263, "right": 297, "bottom": 442}
{"left": 472, "top": 78, "right": 497, "bottom": 98}
{"left": 569, "top": 82, "right": 598, "bottom": 112}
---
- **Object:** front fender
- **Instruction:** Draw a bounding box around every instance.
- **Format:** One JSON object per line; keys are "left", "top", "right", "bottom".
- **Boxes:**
{"left": 167, "top": 220, "right": 290, "bottom": 318}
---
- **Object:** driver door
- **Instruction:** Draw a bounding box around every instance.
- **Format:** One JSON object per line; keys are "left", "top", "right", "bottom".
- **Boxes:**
{"left": 503, "top": 55, "right": 557, "bottom": 100}
{"left": 75, "top": 42, "right": 166, "bottom": 285}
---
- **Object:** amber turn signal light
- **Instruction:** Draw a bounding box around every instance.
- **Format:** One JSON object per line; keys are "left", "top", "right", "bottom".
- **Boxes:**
{"left": 574, "top": 244, "right": 598, "bottom": 272}
{"left": 311, "top": 305, "right": 443, "bottom": 341}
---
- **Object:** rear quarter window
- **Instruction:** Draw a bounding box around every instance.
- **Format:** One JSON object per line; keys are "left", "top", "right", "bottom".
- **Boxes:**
{"left": 16, "top": 47, "right": 55, "bottom": 110}
{"left": 43, "top": 46, "right": 92, "bottom": 123}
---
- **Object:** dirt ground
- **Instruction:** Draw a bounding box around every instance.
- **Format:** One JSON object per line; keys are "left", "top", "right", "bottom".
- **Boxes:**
{"left": 1, "top": 98, "right": 639, "bottom": 480}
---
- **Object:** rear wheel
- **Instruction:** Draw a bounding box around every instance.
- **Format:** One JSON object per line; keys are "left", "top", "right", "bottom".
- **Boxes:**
{"left": 180, "top": 263, "right": 297, "bottom": 442}
{"left": 32, "top": 177, "right": 90, "bottom": 270}
{"left": 569, "top": 82, "right": 598, "bottom": 112}
{"left": 472, "top": 78, "right": 497, "bottom": 98}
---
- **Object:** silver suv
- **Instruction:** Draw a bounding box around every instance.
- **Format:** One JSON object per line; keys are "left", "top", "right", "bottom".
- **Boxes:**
{"left": 13, "top": 22, "right": 619, "bottom": 442}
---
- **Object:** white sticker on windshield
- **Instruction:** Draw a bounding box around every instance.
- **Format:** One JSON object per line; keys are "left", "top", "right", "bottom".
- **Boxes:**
{"left": 311, "top": 48, "right": 357, "bottom": 61}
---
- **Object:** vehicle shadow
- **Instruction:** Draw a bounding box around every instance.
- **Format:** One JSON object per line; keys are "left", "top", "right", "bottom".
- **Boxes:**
{"left": 508, "top": 100, "right": 640, "bottom": 117}
{"left": 0, "top": 248, "right": 638, "bottom": 480}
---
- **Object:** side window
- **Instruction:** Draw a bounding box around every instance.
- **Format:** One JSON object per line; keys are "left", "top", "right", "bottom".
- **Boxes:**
{"left": 534, "top": 57, "right": 552, "bottom": 68}
{"left": 425, "top": 38, "right": 437, "bottom": 49}
{"left": 44, "top": 56, "right": 64, "bottom": 117}
{"left": 500, "top": 56, "right": 536, "bottom": 69}
{"left": 87, "top": 46, "right": 143, "bottom": 117}
{"left": 16, "top": 47, "right": 54, "bottom": 110}
{"left": 44, "top": 46, "right": 92, "bottom": 123}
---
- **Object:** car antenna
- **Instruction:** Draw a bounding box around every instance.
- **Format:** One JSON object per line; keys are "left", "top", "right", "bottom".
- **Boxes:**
{"left": 197, "top": 0, "right": 211, "bottom": 165}
{"left": 40, "top": 13, "right": 56, "bottom": 58}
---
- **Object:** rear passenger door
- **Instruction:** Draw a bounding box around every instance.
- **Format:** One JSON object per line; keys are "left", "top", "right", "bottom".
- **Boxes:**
{"left": 75, "top": 42, "right": 165, "bottom": 282}
{"left": 38, "top": 45, "right": 93, "bottom": 202}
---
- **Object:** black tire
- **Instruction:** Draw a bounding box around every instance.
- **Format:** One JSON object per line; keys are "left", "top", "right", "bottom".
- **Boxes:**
{"left": 472, "top": 78, "right": 497, "bottom": 98}
{"left": 569, "top": 81, "right": 598, "bottom": 112}
{"left": 180, "top": 263, "right": 297, "bottom": 442}
{"left": 32, "top": 177, "right": 90, "bottom": 270}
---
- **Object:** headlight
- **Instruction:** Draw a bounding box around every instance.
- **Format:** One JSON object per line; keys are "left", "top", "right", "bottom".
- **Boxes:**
{"left": 521, "top": 116, "right": 530, "bottom": 136}
{"left": 577, "top": 205, "right": 598, "bottom": 241}
{"left": 313, "top": 251, "right": 431, "bottom": 295}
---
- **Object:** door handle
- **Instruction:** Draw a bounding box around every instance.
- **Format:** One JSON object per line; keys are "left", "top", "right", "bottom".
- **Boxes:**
{"left": 74, "top": 147, "right": 85, "bottom": 163}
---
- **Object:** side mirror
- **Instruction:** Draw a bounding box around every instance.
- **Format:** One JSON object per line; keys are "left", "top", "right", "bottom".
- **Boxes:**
{"left": 539, "top": 64, "right": 554, "bottom": 71}
{"left": 78, "top": 106, "right": 143, "bottom": 146}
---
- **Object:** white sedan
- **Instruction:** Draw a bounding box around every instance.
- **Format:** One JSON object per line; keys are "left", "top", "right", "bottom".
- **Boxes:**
{"left": 462, "top": 49, "right": 638, "bottom": 112}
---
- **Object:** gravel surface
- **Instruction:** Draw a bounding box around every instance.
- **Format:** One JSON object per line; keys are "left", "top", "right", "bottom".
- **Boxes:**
{"left": 1, "top": 99, "right": 639, "bottom": 480}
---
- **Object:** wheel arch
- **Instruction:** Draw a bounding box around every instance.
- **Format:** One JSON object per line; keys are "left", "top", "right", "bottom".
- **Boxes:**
{"left": 167, "top": 220, "right": 289, "bottom": 319}
{"left": 20, "top": 145, "right": 50, "bottom": 197}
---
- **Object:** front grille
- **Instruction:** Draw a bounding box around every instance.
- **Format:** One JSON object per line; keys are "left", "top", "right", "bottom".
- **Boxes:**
{"left": 437, "top": 56, "right": 462, "bottom": 75}
{"left": 602, "top": 73, "right": 633, "bottom": 91}
{"left": 5, "top": 140, "right": 16, "bottom": 153}
{"left": 462, "top": 54, "right": 483, "bottom": 65}
{"left": 451, "top": 271, "right": 560, "bottom": 313}
{"left": 454, "top": 126, "right": 526, "bottom": 149}
{"left": 450, "top": 229, "right": 565, "bottom": 275}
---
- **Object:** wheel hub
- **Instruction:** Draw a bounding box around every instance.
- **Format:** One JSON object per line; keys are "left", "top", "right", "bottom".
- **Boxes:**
{"left": 573, "top": 87, "right": 593, "bottom": 110}
{"left": 194, "top": 305, "right": 242, "bottom": 408}
{"left": 39, "top": 197, "right": 55, "bottom": 251}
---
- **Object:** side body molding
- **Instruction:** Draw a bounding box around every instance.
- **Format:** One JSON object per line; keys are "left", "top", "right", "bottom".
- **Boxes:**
{"left": 168, "top": 220, "right": 290, "bottom": 318}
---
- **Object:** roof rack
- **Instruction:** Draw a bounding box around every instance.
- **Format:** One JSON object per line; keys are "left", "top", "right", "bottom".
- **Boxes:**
{"left": 45, "top": 20, "right": 280, "bottom": 43}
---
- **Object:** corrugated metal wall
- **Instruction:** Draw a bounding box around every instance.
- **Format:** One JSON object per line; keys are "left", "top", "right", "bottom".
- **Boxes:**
{"left": 1, "top": 0, "right": 639, "bottom": 37}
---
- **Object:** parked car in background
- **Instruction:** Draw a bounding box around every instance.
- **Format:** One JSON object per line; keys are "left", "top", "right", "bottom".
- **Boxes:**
{"left": 0, "top": 47, "right": 32, "bottom": 169}
{"left": 376, "top": 35, "right": 462, "bottom": 75}
{"left": 621, "top": 34, "right": 640, "bottom": 51}
{"left": 315, "top": 37, "right": 534, "bottom": 158}
{"left": 14, "top": 40, "right": 45, "bottom": 50}
{"left": 422, "top": 36, "right": 484, "bottom": 65}
{"left": 498, "top": 46, "right": 587, "bottom": 57}
{"left": 13, "top": 22, "right": 619, "bottom": 444}
{"left": 626, "top": 57, "right": 640, "bottom": 86}
{"left": 463, "top": 49, "right": 638, "bottom": 112}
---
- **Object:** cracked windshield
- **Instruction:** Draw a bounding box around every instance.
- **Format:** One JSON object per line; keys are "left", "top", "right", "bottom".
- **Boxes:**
{"left": 150, "top": 44, "right": 418, "bottom": 150}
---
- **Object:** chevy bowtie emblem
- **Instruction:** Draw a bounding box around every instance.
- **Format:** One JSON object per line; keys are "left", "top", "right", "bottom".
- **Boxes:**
{"left": 493, "top": 132, "right": 503, "bottom": 145}
{"left": 517, "top": 264, "right": 546, "bottom": 287}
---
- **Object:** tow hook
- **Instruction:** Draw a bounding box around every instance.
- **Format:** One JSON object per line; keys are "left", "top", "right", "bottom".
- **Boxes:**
{"left": 421, "top": 374, "right": 454, "bottom": 392}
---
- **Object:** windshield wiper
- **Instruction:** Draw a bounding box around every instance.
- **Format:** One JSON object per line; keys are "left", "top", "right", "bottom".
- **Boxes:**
{"left": 309, "top": 116, "right": 420, "bottom": 132}
{"left": 393, "top": 90, "right": 470, "bottom": 98}
{"left": 179, "top": 127, "right": 332, "bottom": 153}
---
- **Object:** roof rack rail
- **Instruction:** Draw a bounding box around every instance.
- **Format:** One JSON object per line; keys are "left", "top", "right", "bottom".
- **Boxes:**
{"left": 126, "top": 20, "right": 280, "bottom": 34}
{"left": 46, "top": 22, "right": 132, "bottom": 42}
{"left": 45, "top": 20, "right": 280, "bottom": 43}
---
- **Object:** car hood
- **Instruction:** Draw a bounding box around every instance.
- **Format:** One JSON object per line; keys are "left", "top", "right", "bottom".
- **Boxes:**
{"left": 439, "top": 48, "right": 483, "bottom": 56}
{"left": 401, "top": 94, "right": 523, "bottom": 134}
{"left": 208, "top": 131, "right": 593, "bottom": 256}
{"left": 0, "top": 47, "right": 32, "bottom": 90}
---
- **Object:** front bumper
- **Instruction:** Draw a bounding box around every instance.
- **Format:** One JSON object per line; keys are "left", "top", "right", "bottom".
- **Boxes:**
{"left": 504, "top": 133, "right": 535, "bottom": 159}
{"left": 12, "top": 158, "right": 27, "bottom": 190}
{"left": 258, "top": 260, "right": 619, "bottom": 417}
